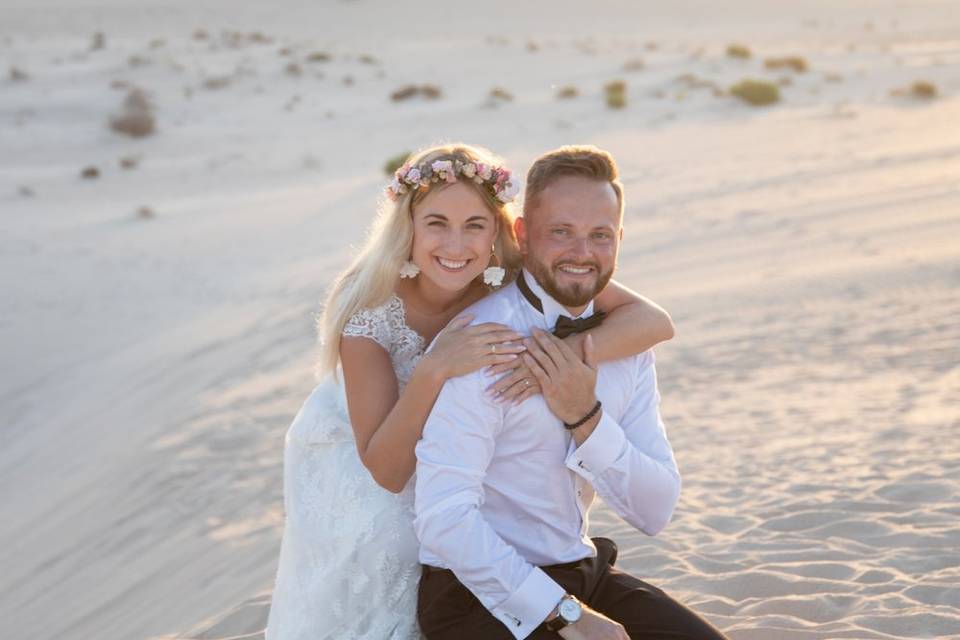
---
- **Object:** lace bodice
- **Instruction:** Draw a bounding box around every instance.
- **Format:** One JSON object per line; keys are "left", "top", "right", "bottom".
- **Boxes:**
{"left": 342, "top": 295, "right": 426, "bottom": 390}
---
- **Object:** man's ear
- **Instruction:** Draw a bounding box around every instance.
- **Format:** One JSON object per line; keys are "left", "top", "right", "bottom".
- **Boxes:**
{"left": 514, "top": 217, "right": 528, "bottom": 255}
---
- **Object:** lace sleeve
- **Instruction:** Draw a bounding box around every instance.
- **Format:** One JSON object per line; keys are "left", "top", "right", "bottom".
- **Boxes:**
{"left": 342, "top": 305, "right": 393, "bottom": 351}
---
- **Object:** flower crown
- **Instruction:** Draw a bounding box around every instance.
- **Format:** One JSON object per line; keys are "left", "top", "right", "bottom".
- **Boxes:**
{"left": 386, "top": 158, "right": 520, "bottom": 204}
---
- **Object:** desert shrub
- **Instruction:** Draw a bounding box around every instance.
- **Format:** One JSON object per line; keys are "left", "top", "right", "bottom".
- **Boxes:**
{"left": 730, "top": 79, "right": 780, "bottom": 106}
{"left": 383, "top": 151, "right": 411, "bottom": 176}
{"left": 727, "top": 43, "right": 752, "bottom": 59}
{"left": 109, "top": 87, "right": 156, "bottom": 137}
{"left": 910, "top": 80, "right": 937, "bottom": 99}
{"left": 604, "top": 80, "right": 627, "bottom": 109}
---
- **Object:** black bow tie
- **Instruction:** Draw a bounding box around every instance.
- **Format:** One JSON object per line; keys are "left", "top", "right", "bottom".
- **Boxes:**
{"left": 516, "top": 271, "right": 607, "bottom": 338}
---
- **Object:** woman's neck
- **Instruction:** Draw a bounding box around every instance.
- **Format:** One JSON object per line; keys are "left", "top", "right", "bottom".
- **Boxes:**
{"left": 402, "top": 276, "right": 476, "bottom": 316}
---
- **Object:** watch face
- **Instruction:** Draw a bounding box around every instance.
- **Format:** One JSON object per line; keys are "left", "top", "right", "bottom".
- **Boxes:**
{"left": 559, "top": 598, "right": 582, "bottom": 623}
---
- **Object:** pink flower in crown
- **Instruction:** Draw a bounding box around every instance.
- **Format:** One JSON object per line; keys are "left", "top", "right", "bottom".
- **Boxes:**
{"left": 405, "top": 167, "right": 421, "bottom": 184}
{"left": 497, "top": 178, "right": 519, "bottom": 202}
{"left": 477, "top": 163, "right": 493, "bottom": 181}
{"left": 494, "top": 168, "right": 510, "bottom": 189}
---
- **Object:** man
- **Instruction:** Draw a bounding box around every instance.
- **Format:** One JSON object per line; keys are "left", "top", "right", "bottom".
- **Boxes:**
{"left": 414, "top": 146, "right": 727, "bottom": 640}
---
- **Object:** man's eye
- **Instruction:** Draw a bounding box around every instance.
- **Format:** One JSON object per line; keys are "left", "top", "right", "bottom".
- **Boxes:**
{"left": 592, "top": 232, "right": 610, "bottom": 240}
{"left": 552, "top": 228, "right": 568, "bottom": 236}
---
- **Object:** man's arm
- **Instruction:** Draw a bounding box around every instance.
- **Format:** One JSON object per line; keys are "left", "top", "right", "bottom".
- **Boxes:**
{"left": 566, "top": 350, "right": 680, "bottom": 535}
{"left": 523, "top": 331, "right": 680, "bottom": 536}
{"left": 414, "top": 372, "right": 565, "bottom": 639}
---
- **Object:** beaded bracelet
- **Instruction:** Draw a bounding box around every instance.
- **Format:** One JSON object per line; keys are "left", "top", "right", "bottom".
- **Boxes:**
{"left": 563, "top": 400, "right": 602, "bottom": 430}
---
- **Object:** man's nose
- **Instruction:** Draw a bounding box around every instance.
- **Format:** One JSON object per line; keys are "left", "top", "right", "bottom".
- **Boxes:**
{"left": 569, "top": 237, "right": 590, "bottom": 257}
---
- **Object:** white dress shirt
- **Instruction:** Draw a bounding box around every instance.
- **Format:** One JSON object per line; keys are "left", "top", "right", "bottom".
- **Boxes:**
{"left": 414, "top": 269, "right": 681, "bottom": 640}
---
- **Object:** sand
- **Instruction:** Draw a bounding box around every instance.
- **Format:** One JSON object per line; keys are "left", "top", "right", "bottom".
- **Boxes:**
{"left": 1, "top": 1, "right": 958, "bottom": 639}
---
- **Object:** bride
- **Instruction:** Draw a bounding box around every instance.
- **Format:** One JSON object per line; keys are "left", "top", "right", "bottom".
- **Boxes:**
{"left": 264, "top": 143, "right": 675, "bottom": 639}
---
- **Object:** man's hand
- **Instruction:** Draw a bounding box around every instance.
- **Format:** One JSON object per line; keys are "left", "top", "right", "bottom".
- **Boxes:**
{"left": 557, "top": 605, "right": 629, "bottom": 640}
{"left": 522, "top": 329, "right": 599, "bottom": 436}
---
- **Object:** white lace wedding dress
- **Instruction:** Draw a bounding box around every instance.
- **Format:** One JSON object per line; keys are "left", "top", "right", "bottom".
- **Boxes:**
{"left": 265, "top": 295, "right": 427, "bottom": 640}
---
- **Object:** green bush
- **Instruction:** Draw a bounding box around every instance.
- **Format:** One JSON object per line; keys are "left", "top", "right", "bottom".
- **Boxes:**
{"left": 730, "top": 79, "right": 780, "bottom": 106}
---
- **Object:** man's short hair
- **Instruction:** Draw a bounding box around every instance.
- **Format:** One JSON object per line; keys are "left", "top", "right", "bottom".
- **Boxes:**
{"left": 523, "top": 145, "right": 624, "bottom": 219}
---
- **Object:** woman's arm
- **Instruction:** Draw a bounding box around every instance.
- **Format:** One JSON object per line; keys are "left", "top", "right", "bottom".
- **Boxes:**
{"left": 340, "top": 335, "right": 446, "bottom": 494}
{"left": 572, "top": 278, "right": 675, "bottom": 360}
{"left": 488, "top": 279, "right": 674, "bottom": 404}
{"left": 340, "top": 318, "right": 524, "bottom": 494}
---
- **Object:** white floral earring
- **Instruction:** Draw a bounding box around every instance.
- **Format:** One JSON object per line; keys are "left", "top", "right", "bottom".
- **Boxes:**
{"left": 482, "top": 244, "right": 505, "bottom": 287}
{"left": 399, "top": 260, "right": 420, "bottom": 279}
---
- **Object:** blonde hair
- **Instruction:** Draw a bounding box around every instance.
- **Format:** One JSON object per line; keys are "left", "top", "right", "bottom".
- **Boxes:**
{"left": 317, "top": 143, "right": 521, "bottom": 378}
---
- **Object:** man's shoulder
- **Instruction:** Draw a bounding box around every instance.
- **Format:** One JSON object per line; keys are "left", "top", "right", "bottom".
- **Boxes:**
{"left": 462, "top": 282, "right": 525, "bottom": 329}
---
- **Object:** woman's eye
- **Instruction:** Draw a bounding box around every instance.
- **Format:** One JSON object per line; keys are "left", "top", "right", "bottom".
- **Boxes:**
{"left": 427, "top": 221, "right": 446, "bottom": 227}
{"left": 467, "top": 223, "right": 486, "bottom": 230}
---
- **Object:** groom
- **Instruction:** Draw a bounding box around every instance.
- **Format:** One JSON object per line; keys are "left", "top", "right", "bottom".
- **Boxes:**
{"left": 413, "top": 146, "right": 727, "bottom": 640}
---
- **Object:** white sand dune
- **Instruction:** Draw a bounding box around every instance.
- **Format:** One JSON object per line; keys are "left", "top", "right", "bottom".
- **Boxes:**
{"left": 1, "top": 1, "right": 958, "bottom": 639}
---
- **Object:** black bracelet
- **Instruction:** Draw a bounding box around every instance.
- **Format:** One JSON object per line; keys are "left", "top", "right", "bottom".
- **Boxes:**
{"left": 563, "top": 400, "right": 602, "bottom": 430}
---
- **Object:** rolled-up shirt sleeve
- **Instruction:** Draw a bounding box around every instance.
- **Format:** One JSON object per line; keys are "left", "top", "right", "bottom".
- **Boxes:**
{"left": 414, "top": 372, "right": 565, "bottom": 639}
{"left": 565, "top": 351, "right": 681, "bottom": 536}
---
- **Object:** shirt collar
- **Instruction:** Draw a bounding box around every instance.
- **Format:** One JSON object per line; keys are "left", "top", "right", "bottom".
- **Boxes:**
{"left": 520, "top": 268, "right": 595, "bottom": 329}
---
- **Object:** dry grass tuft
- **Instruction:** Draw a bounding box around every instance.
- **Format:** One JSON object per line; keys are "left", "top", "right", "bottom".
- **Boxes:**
{"left": 80, "top": 166, "right": 100, "bottom": 179}
{"left": 285, "top": 62, "right": 303, "bottom": 77}
{"left": 622, "top": 58, "right": 645, "bottom": 72}
{"left": 90, "top": 32, "right": 106, "bottom": 51}
{"left": 726, "top": 43, "right": 752, "bottom": 59}
{"left": 489, "top": 87, "right": 513, "bottom": 101}
{"left": 306, "top": 51, "right": 332, "bottom": 63}
{"left": 604, "top": 80, "right": 627, "bottom": 109}
{"left": 556, "top": 85, "right": 580, "bottom": 99}
{"left": 136, "top": 206, "right": 155, "bottom": 220}
{"left": 109, "top": 87, "right": 156, "bottom": 137}
{"left": 10, "top": 66, "right": 29, "bottom": 81}
{"left": 764, "top": 56, "right": 808, "bottom": 73}
{"left": 730, "top": 79, "right": 780, "bottom": 106}
{"left": 358, "top": 54, "right": 378, "bottom": 65}
{"left": 384, "top": 151, "right": 411, "bottom": 176}
{"left": 119, "top": 155, "right": 141, "bottom": 170}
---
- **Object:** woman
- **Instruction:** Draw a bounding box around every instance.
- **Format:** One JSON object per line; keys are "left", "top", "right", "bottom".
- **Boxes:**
{"left": 265, "top": 144, "right": 675, "bottom": 639}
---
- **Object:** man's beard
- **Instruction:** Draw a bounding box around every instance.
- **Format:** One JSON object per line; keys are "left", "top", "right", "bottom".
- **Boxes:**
{"left": 525, "top": 256, "right": 614, "bottom": 308}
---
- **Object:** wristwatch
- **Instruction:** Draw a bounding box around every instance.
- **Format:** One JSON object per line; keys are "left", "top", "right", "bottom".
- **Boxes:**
{"left": 544, "top": 594, "right": 583, "bottom": 632}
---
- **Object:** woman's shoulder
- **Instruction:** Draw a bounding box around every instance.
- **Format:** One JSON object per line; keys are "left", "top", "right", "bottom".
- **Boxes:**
{"left": 342, "top": 294, "right": 413, "bottom": 350}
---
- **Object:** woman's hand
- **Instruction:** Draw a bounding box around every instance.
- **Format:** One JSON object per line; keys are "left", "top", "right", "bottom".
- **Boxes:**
{"left": 423, "top": 314, "right": 526, "bottom": 381}
{"left": 486, "top": 351, "right": 542, "bottom": 405}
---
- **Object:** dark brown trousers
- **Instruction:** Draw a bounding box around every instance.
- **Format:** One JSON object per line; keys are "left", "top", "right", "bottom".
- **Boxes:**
{"left": 417, "top": 537, "right": 728, "bottom": 639}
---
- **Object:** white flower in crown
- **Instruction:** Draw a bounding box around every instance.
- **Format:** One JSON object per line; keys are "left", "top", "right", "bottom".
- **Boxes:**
{"left": 476, "top": 163, "right": 493, "bottom": 180}
{"left": 483, "top": 266, "right": 506, "bottom": 287}
{"left": 405, "top": 167, "right": 421, "bottom": 184}
{"left": 431, "top": 160, "right": 456, "bottom": 183}
{"left": 462, "top": 163, "right": 477, "bottom": 178}
{"left": 496, "top": 178, "right": 520, "bottom": 203}
{"left": 388, "top": 176, "right": 402, "bottom": 196}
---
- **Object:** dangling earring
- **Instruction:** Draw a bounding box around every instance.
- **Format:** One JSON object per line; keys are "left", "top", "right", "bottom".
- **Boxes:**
{"left": 399, "top": 260, "right": 420, "bottom": 279}
{"left": 482, "top": 243, "right": 505, "bottom": 287}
